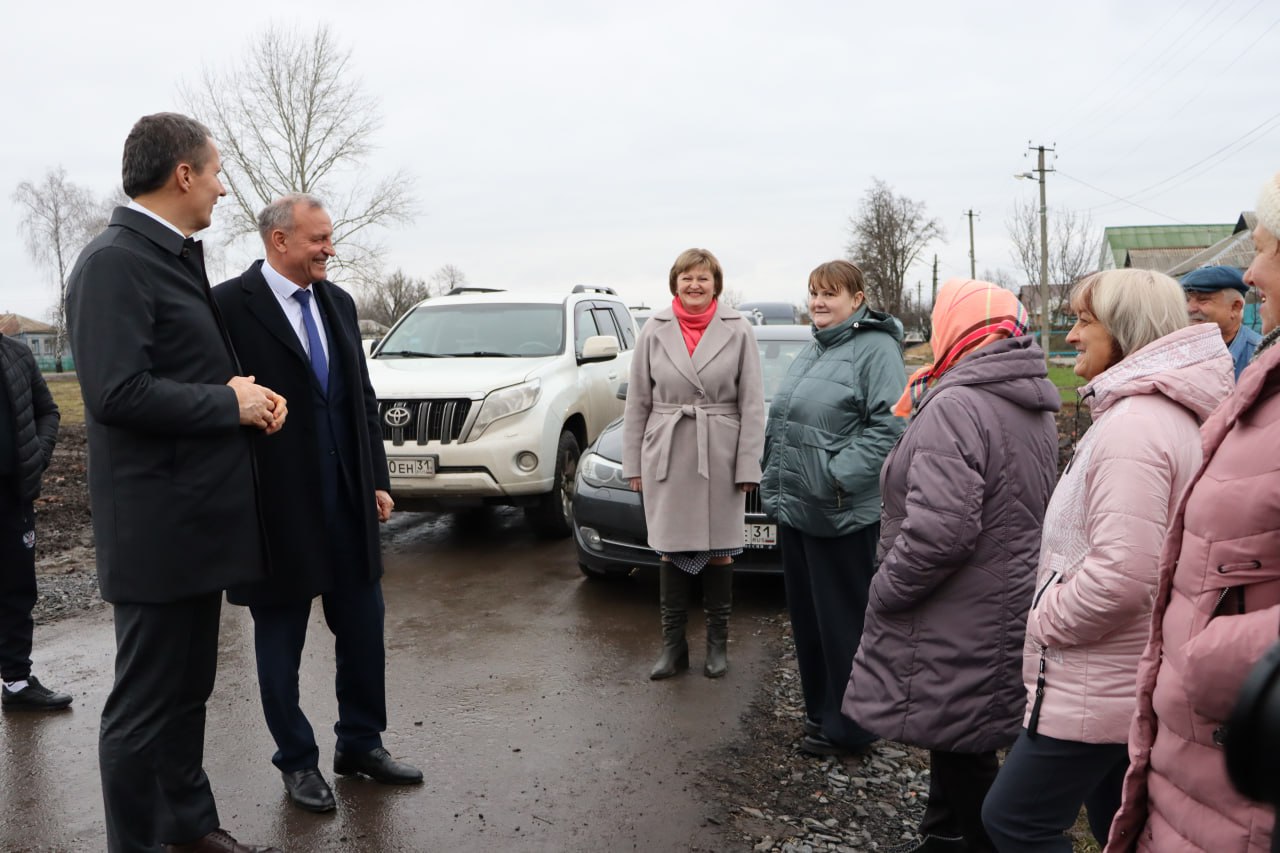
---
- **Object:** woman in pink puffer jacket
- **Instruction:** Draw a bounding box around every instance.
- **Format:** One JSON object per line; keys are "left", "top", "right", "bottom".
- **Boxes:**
{"left": 982, "top": 269, "right": 1233, "bottom": 852}
{"left": 1105, "top": 180, "right": 1280, "bottom": 853}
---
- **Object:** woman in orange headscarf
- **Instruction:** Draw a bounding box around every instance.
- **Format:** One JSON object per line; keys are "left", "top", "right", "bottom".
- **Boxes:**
{"left": 843, "top": 279, "right": 1061, "bottom": 853}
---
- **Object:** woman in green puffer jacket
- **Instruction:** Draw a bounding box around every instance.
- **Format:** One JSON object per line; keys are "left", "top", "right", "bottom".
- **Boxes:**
{"left": 759, "top": 260, "right": 906, "bottom": 756}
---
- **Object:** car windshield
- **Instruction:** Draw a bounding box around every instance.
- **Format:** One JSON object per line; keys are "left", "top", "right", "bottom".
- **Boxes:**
{"left": 757, "top": 337, "right": 810, "bottom": 399}
{"left": 375, "top": 303, "right": 565, "bottom": 358}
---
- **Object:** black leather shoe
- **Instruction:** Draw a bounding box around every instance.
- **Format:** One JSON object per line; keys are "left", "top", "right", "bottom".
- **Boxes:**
{"left": 802, "top": 716, "right": 821, "bottom": 738}
{"left": 282, "top": 767, "right": 336, "bottom": 813}
{"left": 1, "top": 675, "right": 72, "bottom": 711}
{"left": 163, "top": 828, "right": 282, "bottom": 852}
{"left": 333, "top": 747, "right": 423, "bottom": 785}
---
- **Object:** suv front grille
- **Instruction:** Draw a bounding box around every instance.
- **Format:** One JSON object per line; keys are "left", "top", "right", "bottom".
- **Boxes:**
{"left": 379, "top": 399, "right": 471, "bottom": 446}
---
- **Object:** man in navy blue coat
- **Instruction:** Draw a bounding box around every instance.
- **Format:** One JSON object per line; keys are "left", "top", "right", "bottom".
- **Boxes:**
{"left": 212, "top": 194, "right": 422, "bottom": 815}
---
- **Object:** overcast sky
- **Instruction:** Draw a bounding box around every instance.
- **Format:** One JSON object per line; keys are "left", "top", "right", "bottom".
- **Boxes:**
{"left": 2, "top": 0, "right": 1277, "bottom": 321}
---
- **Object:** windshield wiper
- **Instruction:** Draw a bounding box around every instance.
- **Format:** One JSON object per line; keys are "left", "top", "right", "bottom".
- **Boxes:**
{"left": 440, "top": 351, "right": 518, "bottom": 358}
{"left": 376, "top": 350, "right": 454, "bottom": 358}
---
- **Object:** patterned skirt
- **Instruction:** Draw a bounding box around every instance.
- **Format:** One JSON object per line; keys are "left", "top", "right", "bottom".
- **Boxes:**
{"left": 657, "top": 548, "right": 742, "bottom": 575}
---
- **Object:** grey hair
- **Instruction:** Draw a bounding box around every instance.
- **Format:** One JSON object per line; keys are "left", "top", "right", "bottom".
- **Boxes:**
{"left": 257, "top": 193, "right": 326, "bottom": 245}
{"left": 1071, "top": 269, "right": 1188, "bottom": 358}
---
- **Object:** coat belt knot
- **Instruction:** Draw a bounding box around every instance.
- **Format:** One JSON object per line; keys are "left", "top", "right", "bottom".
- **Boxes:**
{"left": 650, "top": 401, "right": 738, "bottom": 482}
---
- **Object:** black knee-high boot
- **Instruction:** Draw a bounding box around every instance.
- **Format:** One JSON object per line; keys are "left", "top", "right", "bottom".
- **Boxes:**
{"left": 702, "top": 562, "right": 732, "bottom": 678}
{"left": 650, "top": 563, "right": 690, "bottom": 679}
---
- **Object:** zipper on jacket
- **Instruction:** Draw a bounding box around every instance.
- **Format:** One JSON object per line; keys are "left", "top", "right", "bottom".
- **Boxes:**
{"left": 1026, "top": 646, "right": 1047, "bottom": 738}
{"left": 1032, "top": 571, "right": 1060, "bottom": 608}
{"left": 1211, "top": 587, "right": 1243, "bottom": 618}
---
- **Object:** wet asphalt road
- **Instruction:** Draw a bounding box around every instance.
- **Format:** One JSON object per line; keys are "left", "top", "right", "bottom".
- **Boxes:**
{"left": 0, "top": 509, "right": 785, "bottom": 852}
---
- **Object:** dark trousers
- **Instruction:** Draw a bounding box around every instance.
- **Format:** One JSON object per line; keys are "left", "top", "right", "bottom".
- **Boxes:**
{"left": 982, "top": 730, "right": 1129, "bottom": 852}
{"left": 0, "top": 486, "right": 36, "bottom": 683}
{"left": 922, "top": 749, "right": 1001, "bottom": 852}
{"left": 99, "top": 593, "right": 223, "bottom": 852}
{"left": 779, "top": 523, "right": 879, "bottom": 748}
{"left": 250, "top": 577, "right": 386, "bottom": 772}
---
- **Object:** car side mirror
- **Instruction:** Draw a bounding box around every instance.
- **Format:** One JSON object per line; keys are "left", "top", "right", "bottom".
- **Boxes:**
{"left": 616, "top": 382, "right": 629, "bottom": 400}
{"left": 579, "top": 335, "right": 620, "bottom": 363}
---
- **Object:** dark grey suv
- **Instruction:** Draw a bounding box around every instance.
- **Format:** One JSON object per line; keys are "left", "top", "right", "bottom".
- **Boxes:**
{"left": 572, "top": 324, "right": 813, "bottom": 579}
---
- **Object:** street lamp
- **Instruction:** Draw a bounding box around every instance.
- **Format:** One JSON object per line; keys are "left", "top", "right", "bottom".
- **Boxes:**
{"left": 1015, "top": 149, "right": 1052, "bottom": 361}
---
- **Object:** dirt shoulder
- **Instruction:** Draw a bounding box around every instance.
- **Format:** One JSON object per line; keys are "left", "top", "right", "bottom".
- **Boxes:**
{"left": 33, "top": 421, "right": 103, "bottom": 623}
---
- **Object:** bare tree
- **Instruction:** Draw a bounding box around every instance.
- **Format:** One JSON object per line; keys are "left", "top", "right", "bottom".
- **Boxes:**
{"left": 720, "top": 287, "right": 742, "bottom": 308}
{"left": 356, "top": 268, "right": 433, "bottom": 327}
{"left": 12, "top": 167, "right": 99, "bottom": 370}
{"left": 1006, "top": 198, "right": 1101, "bottom": 323}
{"left": 845, "top": 179, "right": 944, "bottom": 315}
{"left": 428, "top": 264, "right": 468, "bottom": 294}
{"left": 184, "top": 24, "right": 414, "bottom": 284}
{"left": 980, "top": 267, "right": 1019, "bottom": 293}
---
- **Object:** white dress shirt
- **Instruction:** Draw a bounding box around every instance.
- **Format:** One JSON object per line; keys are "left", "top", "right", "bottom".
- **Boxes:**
{"left": 260, "top": 261, "right": 330, "bottom": 364}
{"left": 126, "top": 200, "right": 186, "bottom": 238}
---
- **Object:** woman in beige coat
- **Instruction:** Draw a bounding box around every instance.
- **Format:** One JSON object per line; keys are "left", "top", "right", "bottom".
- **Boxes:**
{"left": 622, "top": 248, "right": 766, "bottom": 680}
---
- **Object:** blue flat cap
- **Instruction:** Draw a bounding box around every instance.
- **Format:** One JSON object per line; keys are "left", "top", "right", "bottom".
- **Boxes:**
{"left": 1181, "top": 265, "right": 1248, "bottom": 294}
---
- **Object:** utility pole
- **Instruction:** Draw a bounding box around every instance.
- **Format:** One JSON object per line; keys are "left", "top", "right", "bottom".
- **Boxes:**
{"left": 964, "top": 210, "right": 979, "bottom": 278}
{"left": 932, "top": 255, "right": 938, "bottom": 306}
{"left": 1030, "top": 144, "right": 1054, "bottom": 358}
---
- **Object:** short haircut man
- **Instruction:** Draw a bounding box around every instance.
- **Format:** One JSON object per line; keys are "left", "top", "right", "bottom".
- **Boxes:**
{"left": 210, "top": 194, "right": 421, "bottom": 815}
{"left": 66, "top": 112, "right": 285, "bottom": 853}
{"left": 1180, "top": 265, "right": 1260, "bottom": 380}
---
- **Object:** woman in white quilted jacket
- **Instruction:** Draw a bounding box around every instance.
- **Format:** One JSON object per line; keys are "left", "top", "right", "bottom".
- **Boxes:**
{"left": 981, "top": 269, "right": 1234, "bottom": 852}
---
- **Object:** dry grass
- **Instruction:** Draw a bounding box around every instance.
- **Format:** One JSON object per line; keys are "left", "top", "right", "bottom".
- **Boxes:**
{"left": 44, "top": 375, "right": 84, "bottom": 425}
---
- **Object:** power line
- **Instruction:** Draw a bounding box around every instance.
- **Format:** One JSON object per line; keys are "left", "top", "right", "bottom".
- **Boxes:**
{"left": 1092, "top": 2, "right": 1274, "bottom": 182}
{"left": 1056, "top": 171, "right": 1189, "bottom": 223}
{"left": 1048, "top": 0, "right": 1198, "bottom": 140}
{"left": 1054, "top": 0, "right": 1236, "bottom": 143}
{"left": 1086, "top": 109, "right": 1280, "bottom": 214}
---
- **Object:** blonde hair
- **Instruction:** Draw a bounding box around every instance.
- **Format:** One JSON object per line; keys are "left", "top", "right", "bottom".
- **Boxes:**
{"left": 1071, "top": 269, "right": 1187, "bottom": 358}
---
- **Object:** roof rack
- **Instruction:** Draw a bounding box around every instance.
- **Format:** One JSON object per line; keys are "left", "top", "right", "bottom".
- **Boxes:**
{"left": 571, "top": 284, "right": 617, "bottom": 296}
{"left": 446, "top": 286, "right": 505, "bottom": 295}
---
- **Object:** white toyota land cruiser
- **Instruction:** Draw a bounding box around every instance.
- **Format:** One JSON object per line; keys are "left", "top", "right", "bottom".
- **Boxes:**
{"left": 365, "top": 285, "right": 636, "bottom": 538}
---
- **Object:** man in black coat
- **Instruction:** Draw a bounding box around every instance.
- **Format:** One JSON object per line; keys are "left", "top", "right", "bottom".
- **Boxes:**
{"left": 66, "top": 113, "right": 285, "bottom": 853}
{"left": 0, "top": 334, "right": 68, "bottom": 711}
{"left": 211, "top": 194, "right": 421, "bottom": 815}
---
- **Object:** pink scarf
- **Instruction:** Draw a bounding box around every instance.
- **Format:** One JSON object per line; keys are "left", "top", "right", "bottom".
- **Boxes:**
{"left": 671, "top": 297, "right": 717, "bottom": 355}
{"left": 895, "top": 279, "right": 1030, "bottom": 417}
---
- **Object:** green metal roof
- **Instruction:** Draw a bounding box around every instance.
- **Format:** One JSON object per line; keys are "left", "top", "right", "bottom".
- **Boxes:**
{"left": 1102, "top": 224, "right": 1235, "bottom": 268}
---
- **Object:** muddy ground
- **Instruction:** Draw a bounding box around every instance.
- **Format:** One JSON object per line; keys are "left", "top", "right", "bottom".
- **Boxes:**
{"left": 25, "top": 408, "right": 1098, "bottom": 852}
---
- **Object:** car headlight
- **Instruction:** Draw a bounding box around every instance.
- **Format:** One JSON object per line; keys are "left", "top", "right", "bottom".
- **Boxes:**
{"left": 578, "top": 451, "right": 629, "bottom": 489}
{"left": 469, "top": 379, "right": 541, "bottom": 439}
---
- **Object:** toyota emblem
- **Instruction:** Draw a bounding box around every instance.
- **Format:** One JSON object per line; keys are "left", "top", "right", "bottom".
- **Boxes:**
{"left": 384, "top": 405, "right": 412, "bottom": 428}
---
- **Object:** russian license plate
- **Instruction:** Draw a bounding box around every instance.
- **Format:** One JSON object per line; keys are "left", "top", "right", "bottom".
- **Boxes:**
{"left": 388, "top": 456, "right": 437, "bottom": 477}
{"left": 744, "top": 522, "right": 777, "bottom": 548}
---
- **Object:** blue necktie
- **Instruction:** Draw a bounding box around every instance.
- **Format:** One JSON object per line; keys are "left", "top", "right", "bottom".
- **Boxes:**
{"left": 292, "top": 289, "right": 329, "bottom": 393}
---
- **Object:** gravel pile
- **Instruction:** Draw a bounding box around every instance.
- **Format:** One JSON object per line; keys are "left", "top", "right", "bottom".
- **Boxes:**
{"left": 703, "top": 615, "right": 933, "bottom": 851}
{"left": 31, "top": 422, "right": 104, "bottom": 625}
{"left": 32, "top": 559, "right": 103, "bottom": 624}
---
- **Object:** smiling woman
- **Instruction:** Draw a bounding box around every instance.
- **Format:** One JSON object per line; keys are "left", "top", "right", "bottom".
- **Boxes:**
{"left": 622, "top": 247, "right": 766, "bottom": 681}
{"left": 759, "top": 259, "right": 906, "bottom": 758}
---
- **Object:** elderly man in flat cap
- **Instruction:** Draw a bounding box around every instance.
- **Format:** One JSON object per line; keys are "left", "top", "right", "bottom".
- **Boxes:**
{"left": 1181, "top": 265, "right": 1261, "bottom": 380}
